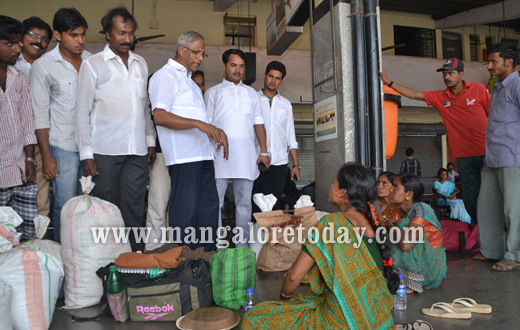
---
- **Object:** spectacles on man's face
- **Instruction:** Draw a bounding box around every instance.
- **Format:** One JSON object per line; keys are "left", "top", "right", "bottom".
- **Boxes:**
{"left": 184, "top": 46, "right": 208, "bottom": 59}
{"left": 26, "top": 31, "right": 50, "bottom": 44}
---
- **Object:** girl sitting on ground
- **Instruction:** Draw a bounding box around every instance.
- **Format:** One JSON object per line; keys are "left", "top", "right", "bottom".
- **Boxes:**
{"left": 386, "top": 174, "right": 447, "bottom": 293}
{"left": 242, "top": 163, "right": 397, "bottom": 330}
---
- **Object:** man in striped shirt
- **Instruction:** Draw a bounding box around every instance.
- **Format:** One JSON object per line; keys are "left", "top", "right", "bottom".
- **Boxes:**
{"left": 0, "top": 16, "right": 38, "bottom": 241}
{"left": 400, "top": 147, "right": 422, "bottom": 177}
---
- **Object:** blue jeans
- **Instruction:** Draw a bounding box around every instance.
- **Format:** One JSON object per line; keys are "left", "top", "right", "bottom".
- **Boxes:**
{"left": 50, "top": 146, "right": 83, "bottom": 243}
{"left": 216, "top": 178, "right": 254, "bottom": 248}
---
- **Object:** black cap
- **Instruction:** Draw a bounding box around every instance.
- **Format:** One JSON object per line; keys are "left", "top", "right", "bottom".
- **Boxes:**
{"left": 436, "top": 58, "right": 464, "bottom": 72}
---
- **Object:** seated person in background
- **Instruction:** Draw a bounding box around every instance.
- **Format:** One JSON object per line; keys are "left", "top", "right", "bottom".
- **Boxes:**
{"left": 243, "top": 163, "right": 396, "bottom": 330}
{"left": 386, "top": 174, "right": 447, "bottom": 293}
{"left": 446, "top": 162, "right": 459, "bottom": 183}
{"left": 434, "top": 168, "right": 471, "bottom": 223}
{"left": 375, "top": 171, "right": 401, "bottom": 221}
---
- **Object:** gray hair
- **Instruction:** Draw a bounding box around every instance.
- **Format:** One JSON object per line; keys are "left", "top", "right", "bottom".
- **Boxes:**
{"left": 176, "top": 31, "right": 204, "bottom": 54}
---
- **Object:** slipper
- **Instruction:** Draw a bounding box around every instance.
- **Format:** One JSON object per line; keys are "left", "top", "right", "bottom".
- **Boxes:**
{"left": 395, "top": 323, "right": 413, "bottom": 330}
{"left": 421, "top": 302, "right": 471, "bottom": 319}
{"left": 471, "top": 254, "right": 487, "bottom": 261}
{"left": 412, "top": 320, "right": 433, "bottom": 330}
{"left": 490, "top": 258, "right": 520, "bottom": 272}
{"left": 451, "top": 298, "right": 492, "bottom": 314}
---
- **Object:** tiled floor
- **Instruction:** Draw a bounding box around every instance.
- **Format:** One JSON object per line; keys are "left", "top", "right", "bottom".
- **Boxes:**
{"left": 49, "top": 252, "right": 519, "bottom": 329}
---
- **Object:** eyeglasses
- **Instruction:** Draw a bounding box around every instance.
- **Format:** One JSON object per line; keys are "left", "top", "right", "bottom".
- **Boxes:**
{"left": 184, "top": 46, "right": 208, "bottom": 59}
{"left": 26, "top": 31, "right": 50, "bottom": 44}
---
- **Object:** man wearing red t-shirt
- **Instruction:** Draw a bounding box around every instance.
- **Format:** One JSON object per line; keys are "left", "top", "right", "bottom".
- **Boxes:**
{"left": 381, "top": 58, "right": 490, "bottom": 224}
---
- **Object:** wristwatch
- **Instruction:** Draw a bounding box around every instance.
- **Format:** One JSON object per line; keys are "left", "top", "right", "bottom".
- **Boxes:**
{"left": 293, "top": 165, "right": 301, "bottom": 170}
{"left": 260, "top": 152, "right": 271, "bottom": 157}
{"left": 25, "top": 157, "right": 37, "bottom": 167}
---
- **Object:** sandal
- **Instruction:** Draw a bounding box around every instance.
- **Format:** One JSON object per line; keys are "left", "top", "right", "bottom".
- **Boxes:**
{"left": 395, "top": 323, "right": 413, "bottom": 330}
{"left": 412, "top": 320, "right": 433, "bottom": 330}
{"left": 421, "top": 302, "right": 471, "bottom": 319}
{"left": 450, "top": 298, "right": 492, "bottom": 314}
{"left": 471, "top": 254, "right": 487, "bottom": 261}
{"left": 490, "top": 258, "right": 520, "bottom": 272}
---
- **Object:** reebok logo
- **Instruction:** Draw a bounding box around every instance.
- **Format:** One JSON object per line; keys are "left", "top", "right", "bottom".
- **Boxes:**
{"left": 136, "top": 303, "right": 174, "bottom": 320}
{"left": 466, "top": 98, "right": 475, "bottom": 105}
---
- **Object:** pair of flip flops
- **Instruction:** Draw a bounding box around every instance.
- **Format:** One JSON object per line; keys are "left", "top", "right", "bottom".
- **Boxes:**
{"left": 422, "top": 298, "right": 492, "bottom": 319}
{"left": 395, "top": 320, "right": 433, "bottom": 330}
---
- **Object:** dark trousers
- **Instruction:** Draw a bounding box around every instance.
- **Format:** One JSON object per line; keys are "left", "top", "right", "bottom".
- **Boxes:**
{"left": 251, "top": 165, "right": 288, "bottom": 215}
{"left": 92, "top": 154, "right": 149, "bottom": 252}
{"left": 168, "top": 160, "right": 219, "bottom": 251}
{"left": 457, "top": 155, "right": 485, "bottom": 224}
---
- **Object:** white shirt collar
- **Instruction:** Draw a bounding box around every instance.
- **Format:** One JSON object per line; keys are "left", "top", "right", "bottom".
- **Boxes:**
{"left": 222, "top": 78, "right": 244, "bottom": 87}
{"left": 259, "top": 88, "right": 279, "bottom": 98}
{"left": 167, "top": 58, "right": 192, "bottom": 78}
{"left": 103, "top": 43, "right": 138, "bottom": 64}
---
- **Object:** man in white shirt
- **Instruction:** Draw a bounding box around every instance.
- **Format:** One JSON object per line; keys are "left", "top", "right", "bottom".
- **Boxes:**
{"left": 252, "top": 61, "right": 300, "bottom": 214}
{"left": 15, "top": 17, "right": 52, "bottom": 218}
{"left": 204, "top": 49, "right": 270, "bottom": 248}
{"left": 31, "top": 8, "right": 90, "bottom": 243}
{"left": 75, "top": 7, "right": 155, "bottom": 252}
{"left": 149, "top": 31, "right": 228, "bottom": 252}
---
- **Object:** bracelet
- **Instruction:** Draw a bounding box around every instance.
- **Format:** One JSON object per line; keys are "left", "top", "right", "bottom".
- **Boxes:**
{"left": 280, "top": 291, "right": 292, "bottom": 299}
{"left": 25, "top": 157, "right": 37, "bottom": 167}
{"left": 388, "top": 81, "right": 394, "bottom": 88}
{"left": 259, "top": 152, "right": 270, "bottom": 157}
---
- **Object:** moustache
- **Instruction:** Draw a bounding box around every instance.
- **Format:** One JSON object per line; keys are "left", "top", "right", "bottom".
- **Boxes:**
{"left": 29, "top": 42, "right": 43, "bottom": 49}
{"left": 444, "top": 80, "right": 452, "bottom": 84}
{"left": 120, "top": 42, "right": 132, "bottom": 47}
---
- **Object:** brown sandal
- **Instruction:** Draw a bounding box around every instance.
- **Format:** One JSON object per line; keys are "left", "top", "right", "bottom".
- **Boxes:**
{"left": 490, "top": 258, "right": 520, "bottom": 272}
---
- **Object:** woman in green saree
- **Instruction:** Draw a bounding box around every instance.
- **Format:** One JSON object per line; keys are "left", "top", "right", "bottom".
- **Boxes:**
{"left": 242, "top": 163, "right": 397, "bottom": 330}
{"left": 386, "top": 174, "right": 447, "bottom": 293}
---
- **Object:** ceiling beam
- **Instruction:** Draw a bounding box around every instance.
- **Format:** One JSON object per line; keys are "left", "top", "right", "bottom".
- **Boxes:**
{"left": 435, "top": 0, "right": 520, "bottom": 30}
{"left": 213, "top": 0, "right": 238, "bottom": 12}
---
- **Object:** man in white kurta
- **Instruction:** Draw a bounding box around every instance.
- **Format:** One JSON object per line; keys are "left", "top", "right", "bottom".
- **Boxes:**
{"left": 204, "top": 49, "right": 270, "bottom": 247}
{"left": 75, "top": 8, "right": 155, "bottom": 252}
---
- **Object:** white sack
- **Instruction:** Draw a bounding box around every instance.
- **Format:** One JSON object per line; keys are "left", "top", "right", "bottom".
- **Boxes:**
{"left": 0, "top": 279, "right": 13, "bottom": 330}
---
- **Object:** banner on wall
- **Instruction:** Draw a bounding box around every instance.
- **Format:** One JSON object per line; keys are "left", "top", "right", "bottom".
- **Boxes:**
{"left": 266, "top": 0, "right": 305, "bottom": 55}
{"left": 314, "top": 95, "right": 337, "bottom": 142}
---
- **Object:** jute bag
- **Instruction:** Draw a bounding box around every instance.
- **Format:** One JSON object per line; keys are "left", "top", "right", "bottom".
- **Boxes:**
{"left": 254, "top": 206, "right": 318, "bottom": 272}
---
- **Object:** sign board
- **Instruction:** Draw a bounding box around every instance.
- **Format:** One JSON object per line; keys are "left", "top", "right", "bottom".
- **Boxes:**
{"left": 314, "top": 95, "right": 337, "bottom": 142}
{"left": 266, "top": 0, "right": 305, "bottom": 55}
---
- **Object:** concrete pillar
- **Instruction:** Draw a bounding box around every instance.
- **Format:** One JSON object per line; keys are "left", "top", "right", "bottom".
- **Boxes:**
{"left": 312, "top": 1, "right": 356, "bottom": 212}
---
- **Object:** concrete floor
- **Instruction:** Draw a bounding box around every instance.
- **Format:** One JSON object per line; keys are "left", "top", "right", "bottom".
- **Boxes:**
{"left": 49, "top": 252, "right": 519, "bottom": 329}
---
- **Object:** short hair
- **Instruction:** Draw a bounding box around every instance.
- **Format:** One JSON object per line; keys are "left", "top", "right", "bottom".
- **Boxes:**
{"left": 398, "top": 174, "right": 424, "bottom": 203}
{"left": 176, "top": 31, "right": 204, "bottom": 53}
{"left": 447, "top": 162, "right": 454, "bottom": 168}
{"left": 405, "top": 148, "right": 414, "bottom": 156}
{"left": 192, "top": 70, "right": 204, "bottom": 79}
{"left": 265, "top": 61, "right": 286, "bottom": 79}
{"left": 22, "top": 17, "right": 52, "bottom": 42}
{"left": 102, "top": 6, "right": 137, "bottom": 39}
{"left": 0, "top": 15, "right": 23, "bottom": 41}
{"left": 222, "top": 49, "right": 246, "bottom": 64}
{"left": 53, "top": 8, "right": 88, "bottom": 33}
{"left": 488, "top": 42, "right": 519, "bottom": 68}
{"left": 437, "top": 168, "right": 448, "bottom": 177}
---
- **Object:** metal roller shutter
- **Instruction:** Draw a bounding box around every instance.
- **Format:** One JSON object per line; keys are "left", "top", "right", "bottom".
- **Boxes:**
{"left": 288, "top": 124, "right": 315, "bottom": 184}
{"left": 387, "top": 135, "right": 443, "bottom": 179}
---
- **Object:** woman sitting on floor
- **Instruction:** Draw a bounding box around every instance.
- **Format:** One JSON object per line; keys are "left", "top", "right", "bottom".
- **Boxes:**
{"left": 242, "top": 163, "right": 397, "bottom": 330}
{"left": 375, "top": 171, "right": 401, "bottom": 221}
{"left": 386, "top": 174, "right": 447, "bottom": 293}
{"left": 434, "top": 168, "right": 471, "bottom": 223}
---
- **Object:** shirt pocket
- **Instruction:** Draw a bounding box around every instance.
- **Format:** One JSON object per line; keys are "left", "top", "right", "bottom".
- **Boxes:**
{"left": 56, "top": 79, "right": 77, "bottom": 102}
{"left": 136, "top": 76, "right": 147, "bottom": 98}
{"left": 277, "top": 108, "right": 288, "bottom": 124}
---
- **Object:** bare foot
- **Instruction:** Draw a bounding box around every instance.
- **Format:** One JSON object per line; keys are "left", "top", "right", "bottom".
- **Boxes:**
{"left": 490, "top": 258, "right": 520, "bottom": 271}
{"left": 472, "top": 254, "right": 487, "bottom": 261}
{"left": 406, "top": 288, "right": 414, "bottom": 294}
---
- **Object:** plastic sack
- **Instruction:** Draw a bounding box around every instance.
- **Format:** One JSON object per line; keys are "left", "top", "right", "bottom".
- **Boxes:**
{"left": 22, "top": 215, "right": 62, "bottom": 264}
{"left": 0, "top": 223, "right": 19, "bottom": 253}
{"left": 294, "top": 195, "right": 314, "bottom": 208}
{"left": 0, "top": 224, "right": 64, "bottom": 330}
{"left": 0, "top": 279, "right": 13, "bottom": 330}
{"left": 61, "top": 176, "right": 131, "bottom": 309}
{"left": 0, "top": 206, "right": 24, "bottom": 227}
{"left": 253, "top": 193, "right": 277, "bottom": 212}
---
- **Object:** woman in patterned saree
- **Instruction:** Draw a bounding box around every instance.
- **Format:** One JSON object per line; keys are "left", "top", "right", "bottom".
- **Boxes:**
{"left": 375, "top": 172, "right": 401, "bottom": 221}
{"left": 242, "top": 163, "right": 397, "bottom": 330}
{"left": 386, "top": 174, "right": 447, "bottom": 293}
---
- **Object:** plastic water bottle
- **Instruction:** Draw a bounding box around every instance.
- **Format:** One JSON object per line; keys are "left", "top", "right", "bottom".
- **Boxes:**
{"left": 243, "top": 288, "right": 255, "bottom": 313}
{"left": 394, "top": 273, "right": 407, "bottom": 310}
{"left": 107, "top": 265, "right": 123, "bottom": 294}
{"left": 117, "top": 267, "right": 167, "bottom": 278}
